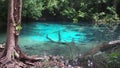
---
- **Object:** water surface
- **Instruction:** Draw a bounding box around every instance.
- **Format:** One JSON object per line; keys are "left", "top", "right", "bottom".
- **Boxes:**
{"left": 0, "top": 22, "right": 119, "bottom": 58}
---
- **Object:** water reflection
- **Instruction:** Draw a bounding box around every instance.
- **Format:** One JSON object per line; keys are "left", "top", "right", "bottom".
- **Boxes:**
{"left": 0, "top": 22, "right": 119, "bottom": 58}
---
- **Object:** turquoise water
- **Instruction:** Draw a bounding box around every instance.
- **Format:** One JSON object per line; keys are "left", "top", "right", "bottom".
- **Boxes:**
{"left": 20, "top": 22, "right": 87, "bottom": 44}
{"left": 0, "top": 22, "right": 119, "bottom": 58}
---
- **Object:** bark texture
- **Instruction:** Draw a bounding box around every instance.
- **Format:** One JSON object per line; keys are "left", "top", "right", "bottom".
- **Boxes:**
{"left": 0, "top": 0, "right": 39, "bottom": 67}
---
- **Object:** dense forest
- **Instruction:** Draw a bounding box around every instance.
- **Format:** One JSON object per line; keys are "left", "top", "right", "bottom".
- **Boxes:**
{"left": 0, "top": 0, "right": 120, "bottom": 23}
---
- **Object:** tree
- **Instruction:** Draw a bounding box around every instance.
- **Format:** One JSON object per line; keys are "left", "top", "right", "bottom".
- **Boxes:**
{"left": 22, "top": 0, "right": 44, "bottom": 20}
{"left": 0, "top": 0, "right": 120, "bottom": 23}
{"left": 0, "top": 0, "right": 38, "bottom": 67}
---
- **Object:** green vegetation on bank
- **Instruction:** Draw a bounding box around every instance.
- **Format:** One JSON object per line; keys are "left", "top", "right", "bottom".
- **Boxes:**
{"left": 0, "top": 0, "right": 120, "bottom": 23}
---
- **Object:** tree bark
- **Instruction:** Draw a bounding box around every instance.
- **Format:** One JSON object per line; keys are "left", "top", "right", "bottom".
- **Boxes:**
{"left": 0, "top": 0, "right": 40, "bottom": 67}
{"left": 0, "top": 0, "right": 15, "bottom": 61}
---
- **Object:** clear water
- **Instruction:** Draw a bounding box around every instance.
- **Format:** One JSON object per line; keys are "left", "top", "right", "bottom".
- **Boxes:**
{"left": 0, "top": 22, "right": 119, "bottom": 58}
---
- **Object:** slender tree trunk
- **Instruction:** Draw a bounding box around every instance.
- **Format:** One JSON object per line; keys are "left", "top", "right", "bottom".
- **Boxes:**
{"left": 14, "top": 0, "right": 22, "bottom": 45}
{"left": 0, "top": 0, "right": 39, "bottom": 67}
{"left": 0, "top": 0, "right": 22, "bottom": 64}
{"left": 0, "top": 0, "right": 16, "bottom": 61}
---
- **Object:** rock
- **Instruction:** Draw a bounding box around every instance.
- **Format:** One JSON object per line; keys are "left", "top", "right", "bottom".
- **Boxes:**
{"left": 34, "top": 57, "right": 45, "bottom": 61}
{"left": 108, "top": 40, "right": 120, "bottom": 45}
{"left": 0, "top": 44, "right": 4, "bottom": 52}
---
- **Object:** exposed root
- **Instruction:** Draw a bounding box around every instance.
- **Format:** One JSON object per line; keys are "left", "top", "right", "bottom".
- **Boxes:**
{"left": 0, "top": 57, "right": 12, "bottom": 67}
{"left": 15, "top": 45, "right": 41, "bottom": 62}
{"left": 0, "top": 58, "right": 27, "bottom": 68}
{"left": 0, "top": 46, "right": 42, "bottom": 68}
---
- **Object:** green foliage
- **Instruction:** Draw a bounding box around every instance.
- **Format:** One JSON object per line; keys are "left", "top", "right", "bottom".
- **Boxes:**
{"left": 93, "top": 52, "right": 120, "bottom": 68}
{"left": 92, "top": 6, "right": 120, "bottom": 23}
{"left": 43, "top": 0, "right": 59, "bottom": 10}
{"left": 22, "top": 0, "right": 44, "bottom": 19}
{"left": 16, "top": 24, "right": 22, "bottom": 31}
{"left": 0, "top": 0, "right": 120, "bottom": 23}
{"left": 61, "top": 7, "right": 77, "bottom": 19}
{"left": 78, "top": 11, "right": 86, "bottom": 18}
{"left": 108, "top": 52, "right": 120, "bottom": 64}
{"left": 73, "top": 18, "right": 78, "bottom": 23}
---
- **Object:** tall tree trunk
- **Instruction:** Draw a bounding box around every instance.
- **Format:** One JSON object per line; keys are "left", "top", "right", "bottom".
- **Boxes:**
{"left": 14, "top": 0, "right": 22, "bottom": 46}
{"left": 0, "top": 0, "right": 16, "bottom": 61}
{"left": 0, "top": 1, "right": 39, "bottom": 67}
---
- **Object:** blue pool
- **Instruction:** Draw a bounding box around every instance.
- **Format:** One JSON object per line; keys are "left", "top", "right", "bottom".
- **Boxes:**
{"left": 0, "top": 22, "right": 119, "bottom": 58}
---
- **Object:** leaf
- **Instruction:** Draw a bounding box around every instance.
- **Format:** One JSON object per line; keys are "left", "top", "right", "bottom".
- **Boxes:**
{"left": 80, "top": 2, "right": 85, "bottom": 6}
{"left": 73, "top": 18, "right": 78, "bottom": 23}
{"left": 99, "top": 12, "right": 105, "bottom": 16}
{"left": 78, "top": 11, "right": 85, "bottom": 18}
{"left": 16, "top": 25, "right": 22, "bottom": 31}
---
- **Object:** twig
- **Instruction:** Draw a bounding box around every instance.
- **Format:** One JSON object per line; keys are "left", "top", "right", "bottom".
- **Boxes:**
{"left": 58, "top": 31, "right": 61, "bottom": 42}
{"left": 46, "top": 34, "right": 55, "bottom": 42}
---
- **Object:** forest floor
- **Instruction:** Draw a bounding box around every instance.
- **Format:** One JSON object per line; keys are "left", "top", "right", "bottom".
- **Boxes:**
{"left": 0, "top": 40, "right": 120, "bottom": 68}
{"left": 0, "top": 52, "right": 83, "bottom": 68}
{"left": 0, "top": 43, "right": 83, "bottom": 68}
{"left": 0, "top": 43, "right": 88, "bottom": 68}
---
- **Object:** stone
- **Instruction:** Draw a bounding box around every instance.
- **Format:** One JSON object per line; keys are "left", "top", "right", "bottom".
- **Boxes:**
{"left": 108, "top": 40, "right": 120, "bottom": 45}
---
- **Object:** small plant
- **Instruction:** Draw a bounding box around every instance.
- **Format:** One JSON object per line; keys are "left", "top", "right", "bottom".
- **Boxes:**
{"left": 108, "top": 52, "right": 120, "bottom": 63}
{"left": 106, "top": 52, "right": 120, "bottom": 68}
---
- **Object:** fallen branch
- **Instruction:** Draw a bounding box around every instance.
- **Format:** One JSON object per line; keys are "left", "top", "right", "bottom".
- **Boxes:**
{"left": 81, "top": 40, "right": 120, "bottom": 58}
{"left": 46, "top": 34, "right": 55, "bottom": 42}
{"left": 58, "top": 31, "right": 61, "bottom": 42}
{"left": 46, "top": 31, "right": 62, "bottom": 43}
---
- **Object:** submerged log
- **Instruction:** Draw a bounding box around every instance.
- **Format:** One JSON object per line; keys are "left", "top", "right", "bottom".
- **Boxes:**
{"left": 78, "top": 40, "right": 120, "bottom": 68}
{"left": 108, "top": 40, "right": 120, "bottom": 45}
{"left": 100, "top": 40, "right": 120, "bottom": 52}
{"left": 46, "top": 31, "right": 62, "bottom": 43}
{"left": 82, "top": 40, "right": 120, "bottom": 58}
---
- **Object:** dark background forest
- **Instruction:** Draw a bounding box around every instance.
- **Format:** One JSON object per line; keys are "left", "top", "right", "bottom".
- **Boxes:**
{"left": 0, "top": 0, "right": 120, "bottom": 23}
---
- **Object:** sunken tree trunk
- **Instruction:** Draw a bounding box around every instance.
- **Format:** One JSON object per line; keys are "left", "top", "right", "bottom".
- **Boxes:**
{"left": 0, "top": 0, "right": 38, "bottom": 67}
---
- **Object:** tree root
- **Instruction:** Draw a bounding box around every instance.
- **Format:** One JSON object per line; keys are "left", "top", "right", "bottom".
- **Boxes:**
{"left": 0, "top": 57, "right": 12, "bottom": 67}
{"left": 15, "top": 45, "right": 41, "bottom": 62}
{"left": 0, "top": 46, "right": 41, "bottom": 68}
{"left": 0, "top": 58, "right": 27, "bottom": 68}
